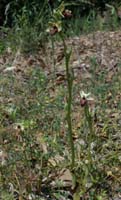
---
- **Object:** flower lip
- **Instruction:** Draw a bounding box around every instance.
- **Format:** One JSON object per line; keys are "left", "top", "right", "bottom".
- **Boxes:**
{"left": 80, "top": 98, "right": 87, "bottom": 107}
{"left": 63, "top": 9, "right": 72, "bottom": 18}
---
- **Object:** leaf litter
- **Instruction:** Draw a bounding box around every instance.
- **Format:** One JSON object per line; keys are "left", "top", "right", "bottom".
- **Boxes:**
{"left": 0, "top": 30, "right": 121, "bottom": 199}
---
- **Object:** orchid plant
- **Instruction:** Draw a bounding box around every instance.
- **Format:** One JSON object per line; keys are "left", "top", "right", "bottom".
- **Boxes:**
{"left": 80, "top": 91, "right": 95, "bottom": 165}
{"left": 47, "top": 1, "right": 75, "bottom": 171}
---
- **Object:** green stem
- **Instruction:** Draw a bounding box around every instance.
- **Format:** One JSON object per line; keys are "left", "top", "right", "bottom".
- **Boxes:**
{"left": 60, "top": 33, "right": 75, "bottom": 169}
{"left": 84, "top": 104, "right": 94, "bottom": 164}
{"left": 84, "top": 104, "right": 94, "bottom": 139}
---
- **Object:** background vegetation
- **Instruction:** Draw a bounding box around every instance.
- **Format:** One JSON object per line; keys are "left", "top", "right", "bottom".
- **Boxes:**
{"left": 0, "top": 0, "right": 121, "bottom": 53}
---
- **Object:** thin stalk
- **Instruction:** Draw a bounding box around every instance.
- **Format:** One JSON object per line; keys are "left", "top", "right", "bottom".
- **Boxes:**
{"left": 84, "top": 104, "right": 94, "bottom": 139}
{"left": 84, "top": 104, "right": 94, "bottom": 164}
{"left": 60, "top": 33, "right": 75, "bottom": 169}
